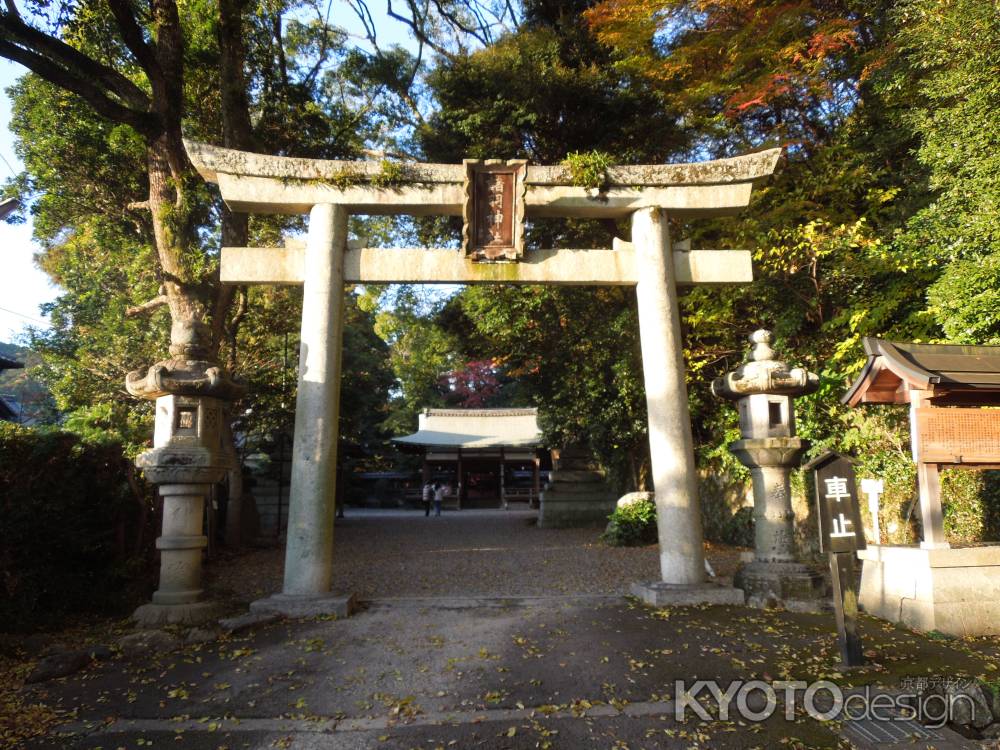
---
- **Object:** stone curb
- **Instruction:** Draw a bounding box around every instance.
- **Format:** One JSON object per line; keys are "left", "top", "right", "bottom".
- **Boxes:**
{"left": 53, "top": 699, "right": 679, "bottom": 737}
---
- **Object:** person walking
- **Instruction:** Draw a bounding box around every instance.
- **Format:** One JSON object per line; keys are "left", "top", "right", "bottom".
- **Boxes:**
{"left": 422, "top": 481, "right": 432, "bottom": 517}
{"left": 432, "top": 482, "right": 444, "bottom": 517}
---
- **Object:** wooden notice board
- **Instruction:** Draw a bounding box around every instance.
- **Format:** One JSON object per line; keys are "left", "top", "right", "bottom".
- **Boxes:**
{"left": 914, "top": 407, "right": 1000, "bottom": 464}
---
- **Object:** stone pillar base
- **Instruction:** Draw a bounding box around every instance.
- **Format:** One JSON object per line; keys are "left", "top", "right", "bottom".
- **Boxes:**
{"left": 631, "top": 581, "right": 744, "bottom": 607}
{"left": 734, "top": 561, "right": 828, "bottom": 612}
{"left": 859, "top": 544, "right": 1000, "bottom": 636}
{"left": 133, "top": 600, "right": 225, "bottom": 629}
{"left": 250, "top": 592, "right": 357, "bottom": 619}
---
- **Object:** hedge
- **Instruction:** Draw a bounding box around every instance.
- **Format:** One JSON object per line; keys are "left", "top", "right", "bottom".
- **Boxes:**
{"left": 0, "top": 423, "right": 154, "bottom": 631}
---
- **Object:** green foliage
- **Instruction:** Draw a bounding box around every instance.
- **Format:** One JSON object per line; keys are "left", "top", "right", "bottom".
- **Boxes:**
{"left": 602, "top": 497, "right": 658, "bottom": 547}
{"left": 0, "top": 423, "right": 154, "bottom": 631}
{"left": 420, "top": 12, "right": 683, "bottom": 164}
{"left": 940, "top": 470, "right": 1000, "bottom": 545}
{"left": 562, "top": 150, "right": 613, "bottom": 190}
{"left": 5, "top": 12, "right": 393, "bottom": 464}
{"left": 372, "top": 159, "right": 407, "bottom": 188}
{"left": 718, "top": 507, "right": 756, "bottom": 549}
{"left": 698, "top": 469, "right": 756, "bottom": 548}
{"left": 928, "top": 253, "right": 1000, "bottom": 345}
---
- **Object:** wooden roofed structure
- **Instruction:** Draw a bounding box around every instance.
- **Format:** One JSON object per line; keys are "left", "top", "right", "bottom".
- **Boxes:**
{"left": 843, "top": 338, "right": 1000, "bottom": 407}
{"left": 393, "top": 408, "right": 547, "bottom": 509}
{"left": 844, "top": 337, "right": 1000, "bottom": 549}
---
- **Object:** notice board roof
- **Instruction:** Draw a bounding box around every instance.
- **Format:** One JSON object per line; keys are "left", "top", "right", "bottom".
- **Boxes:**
{"left": 843, "top": 338, "right": 1000, "bottom": 406}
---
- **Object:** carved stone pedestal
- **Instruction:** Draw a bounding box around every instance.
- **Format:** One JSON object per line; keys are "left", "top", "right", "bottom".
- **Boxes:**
{"left": 734, "top": 562, "right": 828, "bottom": 612}
{"left": 712, "top": 331, "right": 824, "bottom": 612}
{"left": 729, "top": 437, "right": 827, "bottom": 611}
{"left": 134, "top": 482, "right": 226, "bottom": 627}
{"left": 129, "top": 389, "right": 240, "bottom": 628}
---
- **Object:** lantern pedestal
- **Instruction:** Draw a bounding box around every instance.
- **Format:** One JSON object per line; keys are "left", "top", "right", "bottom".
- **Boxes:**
{"left": 728, "top": 437, "right": 828, "bottom": 611}
{"left": 733, "top": 563, "right": 828, "bottom": 612}
{"left": 858, "top": 544, "right": 1000, "bottom": 637}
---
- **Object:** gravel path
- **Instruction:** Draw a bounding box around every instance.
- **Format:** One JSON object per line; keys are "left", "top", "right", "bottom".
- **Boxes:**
{"left": 206, "top": 509, "right": 744, "bottom": 603}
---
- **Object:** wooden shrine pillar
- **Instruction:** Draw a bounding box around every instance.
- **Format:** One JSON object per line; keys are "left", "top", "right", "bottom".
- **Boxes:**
{"left": 533, "top": 455, "right": 541, "bottom": 508}
{"left": 910, "top": 390, "right": 948, "bottom": 548}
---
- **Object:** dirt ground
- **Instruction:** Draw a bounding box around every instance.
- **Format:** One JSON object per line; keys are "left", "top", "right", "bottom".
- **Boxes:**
{"left": 5, "top": 510, "right": 997, "bottom": 749}
{"left": 205, "top": 509, "right": 746, "bottom": 603}
{"left": 8, "top": 599, "right": 1000, "bottom": 749}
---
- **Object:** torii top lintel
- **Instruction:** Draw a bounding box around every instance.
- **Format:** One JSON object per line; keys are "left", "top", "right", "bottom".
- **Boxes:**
{"left": 184, "top": 140, "right": 783, "bottom": 219}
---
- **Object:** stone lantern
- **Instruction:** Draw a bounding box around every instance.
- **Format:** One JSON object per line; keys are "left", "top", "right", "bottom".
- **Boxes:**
{"left": 128, "top": 351, "right": 245, "bottom": 627}
{"left": 711, "top": 330, "right": 825, "bottom": 609}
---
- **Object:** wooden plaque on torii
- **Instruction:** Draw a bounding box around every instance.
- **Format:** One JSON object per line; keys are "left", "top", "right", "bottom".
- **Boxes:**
{"left": 462, "top": 159, "right": 527, "bottom": 262}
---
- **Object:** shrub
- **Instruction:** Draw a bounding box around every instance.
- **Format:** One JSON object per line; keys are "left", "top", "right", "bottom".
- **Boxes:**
{"left": 0, "top": 423, "right": 154, "bottom": 631}
{"left": 719, "top": 506, "right": 755, "bottom": 548}
{"left": 602, "top": 496, "right": 658, "bottom": 546}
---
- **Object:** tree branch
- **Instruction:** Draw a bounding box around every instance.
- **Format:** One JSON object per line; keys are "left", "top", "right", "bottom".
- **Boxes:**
{"left": 0, "top": 11, "right": 151, "bottom": 109}
{"left": 386, "top": 0, "right": 455, "bottom": 60}
{"left": 0, "top": 37, "right": 159, "bottom": 135}
{"left": 106, "top": 0, "right": 163, "bottom": 85}
{"left": 126, "top": 294, "right": 168, "bottom": 317}
{"left": 303, "top": 0, "right": 334, "bottom": 87}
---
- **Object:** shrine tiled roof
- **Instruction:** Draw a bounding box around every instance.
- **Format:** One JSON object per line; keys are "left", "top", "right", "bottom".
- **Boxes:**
{"left": 393, "top": 408, "right": 543, "bottom": 449}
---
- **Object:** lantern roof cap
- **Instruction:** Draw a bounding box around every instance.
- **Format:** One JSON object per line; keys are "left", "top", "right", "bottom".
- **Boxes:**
{"left": 711, "top": 329, "right": 819, "bottom": 400}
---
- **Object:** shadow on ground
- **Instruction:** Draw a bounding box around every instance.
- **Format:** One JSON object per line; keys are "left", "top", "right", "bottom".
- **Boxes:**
{"left": 8, "top": 597, "right": 1000, "bottom": 749}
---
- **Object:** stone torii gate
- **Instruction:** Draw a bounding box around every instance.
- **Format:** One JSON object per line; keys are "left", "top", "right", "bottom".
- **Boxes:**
{"left": 185, "top": 141, "right": 781, "bottom": 615}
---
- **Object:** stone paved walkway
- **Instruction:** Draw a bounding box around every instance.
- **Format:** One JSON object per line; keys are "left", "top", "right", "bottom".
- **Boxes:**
{"left": 19, "top": 599, "right": 999, "bottom": 749}
{"left": 207, "top": 509, "right": 744, "bottom": 604}
{"left": 17, "top": 514, "right": 994, "bottom": 748}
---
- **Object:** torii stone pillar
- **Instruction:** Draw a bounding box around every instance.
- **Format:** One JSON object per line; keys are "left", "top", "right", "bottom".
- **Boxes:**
{"left": 632, "top": 208, "right": 705, "bottom": 585}
{"left": 251, "top": 204, "right": 355, "bottom": 617}
{"left": 629, "top": 208, "right": 744, "bottom": 605}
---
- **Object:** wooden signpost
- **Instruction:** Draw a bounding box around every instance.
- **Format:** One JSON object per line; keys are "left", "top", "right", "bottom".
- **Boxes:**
{"left": 805, "top": 450, "right": 867, "bottom": 667}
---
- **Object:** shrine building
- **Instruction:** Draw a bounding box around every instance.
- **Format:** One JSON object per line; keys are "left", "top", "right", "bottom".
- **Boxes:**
{"left": 393, "top": 408, "right": 548, "bottom": 509}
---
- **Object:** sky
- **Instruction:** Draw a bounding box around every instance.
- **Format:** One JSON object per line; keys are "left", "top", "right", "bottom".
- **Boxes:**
{"left": 0, "top": 2, "right": 425, "bottom": 344}
{"left": 0, "top": 59, "right": 57, "bottom": 343}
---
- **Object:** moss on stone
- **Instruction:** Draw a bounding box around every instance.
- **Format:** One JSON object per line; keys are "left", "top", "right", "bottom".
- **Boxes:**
{"left": 562, "top": 150, "right": 614, "bottom": 191}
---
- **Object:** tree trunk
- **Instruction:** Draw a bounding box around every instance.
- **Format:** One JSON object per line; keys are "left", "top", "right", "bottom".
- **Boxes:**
{"left": 147, "top": 130, "right": 216, "bottom": 361}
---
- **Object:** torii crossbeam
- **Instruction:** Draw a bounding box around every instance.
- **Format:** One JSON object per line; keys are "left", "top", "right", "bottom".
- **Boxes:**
{"left": 186, "top": 141, "right": 781, "bottom": 613}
